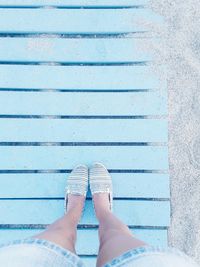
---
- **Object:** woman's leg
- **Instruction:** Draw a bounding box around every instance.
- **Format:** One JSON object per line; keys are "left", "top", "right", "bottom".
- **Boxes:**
{"left": 31, "top": 195, "right": 84, "bottom": 255}
{"left": 94, "top": 193, "right": 148, "bottom": 267}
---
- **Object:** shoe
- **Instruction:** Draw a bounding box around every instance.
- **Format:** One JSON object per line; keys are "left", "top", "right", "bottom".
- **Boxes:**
{"left": 64, "top": 164, "right": 88, "bottom": 214}
{"left": 89, "top": 162, "right": 113, "bottom": 211}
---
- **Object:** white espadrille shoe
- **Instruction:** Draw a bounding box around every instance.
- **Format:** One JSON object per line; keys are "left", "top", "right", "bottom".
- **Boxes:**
{"left": 89, "top": 162, "right": 113, "bottom": 211}
{"left": 64, "top": 164, "right": 88, "bottom": 214}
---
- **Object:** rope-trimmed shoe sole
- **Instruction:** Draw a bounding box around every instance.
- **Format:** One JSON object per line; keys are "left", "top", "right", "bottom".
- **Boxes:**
{"left": 64, "top": 164, "right": 88, "bottom": 214}
{"left": 89, "top": 162, "right": 113, "bottom": 211}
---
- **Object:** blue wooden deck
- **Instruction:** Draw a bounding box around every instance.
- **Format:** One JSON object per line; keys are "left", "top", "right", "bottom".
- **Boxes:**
{"left": 0, "top": 1, "right": 169, "bottom": 265}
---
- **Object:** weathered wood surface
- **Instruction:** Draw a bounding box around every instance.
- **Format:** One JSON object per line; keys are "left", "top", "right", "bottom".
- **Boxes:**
{"left": 0, "top": 3, "right": 169, "bottom": 266}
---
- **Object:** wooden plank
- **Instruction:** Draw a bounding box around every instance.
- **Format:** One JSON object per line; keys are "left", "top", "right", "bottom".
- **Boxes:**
{"left": 80, "top": 257, "right": 96, "bottom": 267}
{"left": 0, "top": 173, "right": 170, "bottom": 198}
{"left": 0, "top": 229, "right": 168, "bottom": 250}
{"left": 0, "top": 65, "right": 164, "bottom": 89}
{"left": 0, "top": 119, "right": 168, "bottom": 142}
{"left": 0, "top": 38, "right": 152, "bottom": 62}
{"left": 0, "top": 91, "right": 167, "bottom": 116}
{"left": 0, "top": 146, "right": 168, "bottom": 170}
{"left": 0, "top": 9, "right": 162, "bottom": 34}
{"left": 0, "top": 200, "right": 170, "bottom": 226}
{"left": 0, "top": 0, "right": 148, "bottom": 7}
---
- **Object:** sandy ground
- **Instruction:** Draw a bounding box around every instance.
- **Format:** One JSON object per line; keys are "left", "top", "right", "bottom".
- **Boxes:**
{"left": 135, "top": 0, "right": 200, "bottom": 264}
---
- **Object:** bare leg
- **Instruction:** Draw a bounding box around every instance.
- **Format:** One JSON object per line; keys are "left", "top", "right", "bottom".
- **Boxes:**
{"left": 93, "top": 193, "right": 148, "bottom": 267}
{"left": 31, "top": 195, "right": 85, "bottom": 255}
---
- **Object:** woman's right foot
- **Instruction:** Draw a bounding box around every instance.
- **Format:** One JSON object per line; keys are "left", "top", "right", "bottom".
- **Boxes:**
{"left": 89, "top": 162, "right": 113, "bottom": 219}
{"left": 64, "top": 164, "right": 88, "bottom": 221}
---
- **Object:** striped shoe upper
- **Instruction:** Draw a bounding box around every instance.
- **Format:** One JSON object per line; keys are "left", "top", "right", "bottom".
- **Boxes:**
{"left": 64, "top": 164, "right": 88, "bottom": 213}
{"left": 89, "top": 162, "right": 113, "bottom": 210}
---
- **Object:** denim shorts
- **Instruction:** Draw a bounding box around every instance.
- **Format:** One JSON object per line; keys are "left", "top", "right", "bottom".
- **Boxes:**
{"left": 0, "top": 238, "right": 199, "bottom": 267}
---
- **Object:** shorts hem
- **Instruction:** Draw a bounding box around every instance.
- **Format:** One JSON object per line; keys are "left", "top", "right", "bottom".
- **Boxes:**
{"left": 0, "top": 237, "right": 84, "bottom": 266}
{"left": 103, "top": 245, "right": 191, "bottom": 267}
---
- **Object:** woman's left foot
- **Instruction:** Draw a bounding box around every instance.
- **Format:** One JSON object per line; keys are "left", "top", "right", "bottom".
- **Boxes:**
{"left": 64, "top": 164, "right": 88, "bottom": 219}
{"left": 89, "top": 162, "right": 113, "bottom": 219}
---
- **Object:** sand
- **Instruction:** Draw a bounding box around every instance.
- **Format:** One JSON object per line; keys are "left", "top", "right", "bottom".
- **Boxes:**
{"left": 134, "top": 0, "right": 200, "bottom": 264}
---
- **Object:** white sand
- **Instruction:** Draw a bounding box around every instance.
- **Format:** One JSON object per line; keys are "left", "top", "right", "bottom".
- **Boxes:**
{"left": 134, "top": 0, "right": 200, "bottom": 263}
